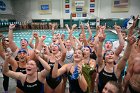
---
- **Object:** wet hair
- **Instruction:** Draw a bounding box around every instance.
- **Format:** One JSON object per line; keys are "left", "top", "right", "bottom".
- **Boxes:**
{"left": 27, "top": 60, "right": 40, "bottom": 72}
{"left": 107, "top": 81, "right": 123, "bottom": 93}
{"left": 105, "top": 40, "right": 113, "bottom": 45}
{"left": 17, "top": 49, "right": 27, "bottom": 54}
{"left": 1, "top": 37, "right": 9, "bottom": 48}
{"left": 53, "top": 44, "right": 61, "bottom": 51}
{"left": 103, "top": 50, "right": 114, "bottom": 60}
{"left": 2, "top": 37, "right": 8, "bottom": 41}
{"left": 84, "top": 46, "right": 92, "bottom": 53}
{"left": 20, "top": 38, "right": 28, "bottom": 43}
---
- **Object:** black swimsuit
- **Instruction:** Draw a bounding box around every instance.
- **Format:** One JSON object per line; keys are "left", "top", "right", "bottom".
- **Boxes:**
{"left": 68, "top": 65, "right": 87, "bottom": 93}
{"left": 16, "top": 66, "right": 26, "bottom": 91}
{"left": 23, "top": 73, "right": 44, "bottom": 93}
{"left": 98, "top": 66, "right": 117, "bottom": 93}
{"left": 46, "top": 60, "right": 62, "bottom": 89}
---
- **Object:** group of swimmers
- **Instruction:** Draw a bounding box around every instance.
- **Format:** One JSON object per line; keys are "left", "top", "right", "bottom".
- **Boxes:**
{"left": 0, "top": 15, "right": 140, "bottom": 93}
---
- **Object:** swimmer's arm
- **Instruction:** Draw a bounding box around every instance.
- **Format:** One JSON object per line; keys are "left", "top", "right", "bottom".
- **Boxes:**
{"left": 8, "top": 24, "right": 18, "bottom": 52}
{"left": 29, "top": 36, "right": 35, "bottom": 49}
{"left": 52, "top": 62, "right": 68, "bottom": 78}
{"left": 51, "top": 23, "right": 55, "bottom": 36}
{"left": 37, "top": 56, "right": 51, "bottom": 71}
{"left": 123, "top": 64, "right": 133, "bottom": 93}
{"left": 81, "top": 24, "right": 88, "bottom": 46}
{"left": 116, "top": 35, "right": 135, "bottom": 78}
{"left": 114, "top": 26, "right": 124, "bottom": 56}
{"left": 86, "top": 22, "right": 92, "bottom": 42}
{"left": 128, "top": 15, "right": 139, "bottom": 35}
{"left": 7, "top": 56, "right": 18, "bottom": 71}
{"left": 78, "top": 74, "right": 88, "bottom": 92}
{"left": 58, "top": 34, "right": 66, "bottom": 62}
{"left": 96, "top": 37, "right": 104, "bottom": 67}
{"left": 3, "top": 56, "right": 24, "bottom": 80}
{"left": 116, "top": 43, "right": 131, "bottom": 77}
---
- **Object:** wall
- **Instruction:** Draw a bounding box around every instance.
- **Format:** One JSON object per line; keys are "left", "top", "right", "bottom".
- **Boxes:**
{"left": 31, "top": 0, "right": 62, "bottom": 19}
{"left": 99, "top": 0, "right": 140, "bottom": 18}
{"left": 2, "top": 0, "right": 140, "bottom": 21}
{"left": 0, "top": 0, "right": 15, "bottom": 19}
{"left": 11, "top": 0, "right": 32, "bottom": 22}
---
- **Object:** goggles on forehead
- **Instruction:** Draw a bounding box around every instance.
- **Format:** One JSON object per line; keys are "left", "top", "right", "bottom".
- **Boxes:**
{"left": 18, "top": 49, "right": 27, "bottom": 54}
{"left": 20, "top": 38, "right": 28, "bottom": 43}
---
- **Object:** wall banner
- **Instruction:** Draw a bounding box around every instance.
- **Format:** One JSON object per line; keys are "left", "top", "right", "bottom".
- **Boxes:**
{"left": 38, "top": 0, "right": 52, "bottom": 14}
{"left": 0, "top": 0, "right": 13, "bottom": 14}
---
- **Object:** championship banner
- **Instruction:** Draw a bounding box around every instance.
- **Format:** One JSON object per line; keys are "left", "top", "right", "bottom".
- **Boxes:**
{"left": 0, "top": 0, "right": 13, "bottom": 14}
{"left": 71, "top": 0, "right": 88, "bottom": 17}
{"left": 38, "top": 0, "right": 52, "bottom": 14}
{"left": 71, "top": 0, "right": 88, "bottom": 13}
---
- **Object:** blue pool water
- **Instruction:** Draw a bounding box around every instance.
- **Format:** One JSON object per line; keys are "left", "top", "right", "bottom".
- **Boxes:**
{"left": 1, "top": 29, "right": 118, "bottom": 48}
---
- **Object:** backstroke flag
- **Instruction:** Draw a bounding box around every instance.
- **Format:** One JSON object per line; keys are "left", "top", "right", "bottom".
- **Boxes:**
{"left": 0, "top": 0, "right": 13, "bottom": 14}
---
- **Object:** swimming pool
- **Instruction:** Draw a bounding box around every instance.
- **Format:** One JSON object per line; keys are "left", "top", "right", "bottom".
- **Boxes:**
{"left": 1, "top": 29, "right": 118, "bottom": 48}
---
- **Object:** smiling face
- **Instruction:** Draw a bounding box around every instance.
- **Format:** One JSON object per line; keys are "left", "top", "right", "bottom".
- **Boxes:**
{"left": 65, "top": 39, "right": 71, "bottom": 49}
{"left": 52, "top": 35, "right": 58, "bottom": 43}
{"left": 79, "top": 33, "right": 84, "bottom": 41}
{"left": 2, "top": 37, "right": 9, "bottom": 47}
{"left": 73, "top": 49, "right": 83, "bottom": 62}
{"left": 26, "top": 60, "right": 37, "bottom": 75}
{"left": 105, "top": 50, "right": 115, "bottom": 63}
{"left": 83, "top": 47, "right": 90, "bottom": 58}
{"left": 102, "top": 82, "right": 118, "bottom": 93}
{"left": 51, "top": 44, "right": 59, "bottom": 54}
{"left": 20, "top": 39, "right": 28, "bottom": 49}
{"left": 104, "top": 41, "right": 113, "bottom": 51}
{"left": 18, "top": 50, "right": 27, "bottom": 62}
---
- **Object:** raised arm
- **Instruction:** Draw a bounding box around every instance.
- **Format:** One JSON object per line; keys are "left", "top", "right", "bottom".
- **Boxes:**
{"left": 52, "top": 59, "right": 68, "bottom": 78}
{"left": 116, "top": 35, "right": 136, "bottom": 78}
{"left": 96, "top": 27, "right": 106, "bottom": 67}
{"left": 80, "top": 23, "right": 88, "bottom": 46}
{"left": 3, "top": 52, "right": 24, "bottom": 80}
{"left": 86, "top": 22, "right": 92, "bottom": 42}
{"left": 57, "top": 34, "right": 66, "bottom": 62}
{"left": 35, "top": 49, "right": 51, "bottom": 71}
{"left": 128, "top": 15, "right": 139, "bottom": 37}
{"left": 114, "top": 25, "right": 125, "bottom": 57}
{"left": 29, "top": 35, "right": 35, "bottom": 49}
{"left": 67, "top": 24, "right": 77, "bottom": 39}
{"left": 8, "top": 24, "right": 18, "bottom": 52}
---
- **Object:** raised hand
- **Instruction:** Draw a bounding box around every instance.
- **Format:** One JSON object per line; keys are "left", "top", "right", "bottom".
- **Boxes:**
{"left": 65, "top": 24, "right": 69, "bottom": 28}
{"left": 72, "top": 24, "right": 77, "bottom": 29}
{"left": 98, "top": 27, "right": 106, "bottom": 42}
{"left": 41, "top": 35, "right": 46, "bottom": 41}
{"left": 101, "top": 23, "right": 106, "bottom": 31}
{"left": 9, "top": 24, "right": 15, "bottom": 30}
{"left": 77, "top": 64, "right": 82, "bottom": 74}
{"left": 85, "top": 22, "right": 90, "bottom": 27}
{"left": 34, "top": 49, "right": 40, "bottom": 58}
{"left": 127, "top": 35, "right": 136, "bottom": 45}
{"left": 114, "top": 25, "right": 122, "bottom": 33}
{"left": 129, "top": 15, "right": 139, "bottom": 30}
{"left": 5, "top": 52, "right": 11, "bottom": 60}
{"left": 33, "top": 32, "right": 39, "bottom": 38}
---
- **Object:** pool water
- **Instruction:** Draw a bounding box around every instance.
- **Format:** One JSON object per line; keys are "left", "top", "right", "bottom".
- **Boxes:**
{"left": 1, "top": 29, "right": 118, "bottom": 48}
